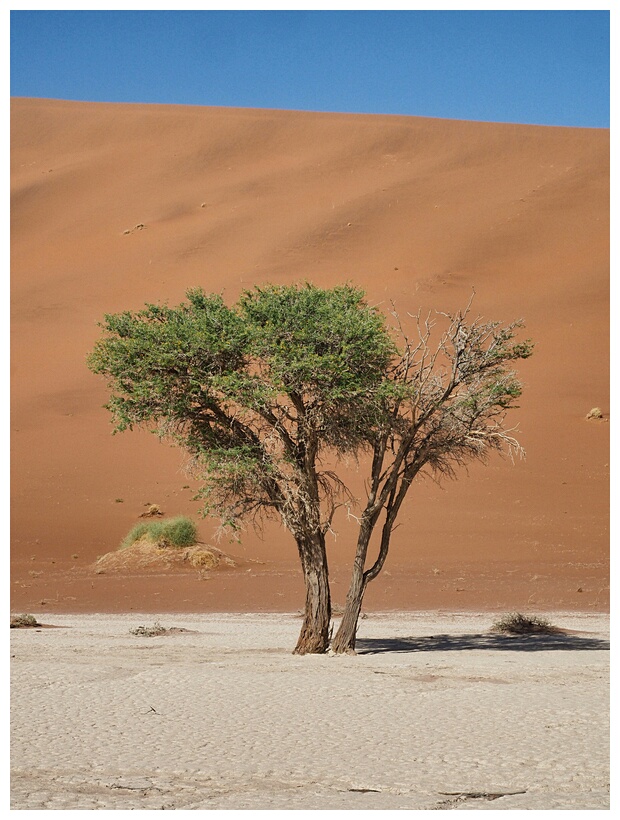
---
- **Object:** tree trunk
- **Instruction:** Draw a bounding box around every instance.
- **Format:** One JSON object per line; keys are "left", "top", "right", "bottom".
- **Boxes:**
{"left": 331, "top": 520, "right": 374, "bottom": 654}
{"left": 331, "top": 562, "right": 367, "bottom": 654}
{"left": 333, "top": 467, "right": 417, "bottom": 654}
{"left": 293, "top": 533, "right": 331, "bottom": 654}
{"left": 332, "top": 496, "right": 402, "bottom": 653}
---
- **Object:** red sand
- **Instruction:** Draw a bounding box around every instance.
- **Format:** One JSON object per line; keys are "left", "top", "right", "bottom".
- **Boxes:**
{"left": 10, "top": 98, "right": 609, "bottom": 614}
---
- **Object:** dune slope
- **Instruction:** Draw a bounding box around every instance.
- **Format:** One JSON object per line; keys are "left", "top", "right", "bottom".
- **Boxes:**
{"left": 10, "top": 98, "right": 609, "bottom": 613}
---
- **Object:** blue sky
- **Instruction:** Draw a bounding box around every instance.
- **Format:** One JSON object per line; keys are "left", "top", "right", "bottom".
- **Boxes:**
{"left": 10, "top": 9, "right": 610, "bottom": 128}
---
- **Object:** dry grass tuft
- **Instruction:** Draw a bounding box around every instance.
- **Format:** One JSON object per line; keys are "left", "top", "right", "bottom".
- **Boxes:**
{"left": 140, "top": 503, "right": 163, "bottom": 517}
{"left": 129, "top": 622, "right": 196, "bottom": 637}
{"left": 130, "top": 621, "right": 168, "bottom": 637}
{"left": 491, "top": 612, "right": 562, "bottom": 635}
{"left": 11, "top": 613, "right": 40, "bottom": 628}
{"left": 188, "top": 548, "right": 222, "bottom": 571}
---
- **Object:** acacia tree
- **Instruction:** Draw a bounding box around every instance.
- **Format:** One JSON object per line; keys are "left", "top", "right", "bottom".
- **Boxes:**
{"left": 88, "top": 284, "right": 395, "bottom": 654}
{"left": 88, "top": 283, "right": 532, "bottom": 655}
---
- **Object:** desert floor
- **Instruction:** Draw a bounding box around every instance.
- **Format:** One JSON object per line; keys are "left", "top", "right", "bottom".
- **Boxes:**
{"left": 10, "top": 611, "right": 609, "bottom": 811}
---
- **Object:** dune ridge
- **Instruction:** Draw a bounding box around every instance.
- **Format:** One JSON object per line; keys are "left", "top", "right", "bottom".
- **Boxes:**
{"left": 11, "top": 98, "right": 609, "bottom": 614}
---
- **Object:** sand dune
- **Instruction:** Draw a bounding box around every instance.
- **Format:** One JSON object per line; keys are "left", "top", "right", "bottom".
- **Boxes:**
{"left": 10, "top": 98, "right": 609, "bottom": 614}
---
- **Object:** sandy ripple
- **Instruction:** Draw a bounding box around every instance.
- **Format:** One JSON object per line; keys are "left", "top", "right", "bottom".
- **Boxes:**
{"left": 10, "top": 612, "right": 609, "bottom": 810}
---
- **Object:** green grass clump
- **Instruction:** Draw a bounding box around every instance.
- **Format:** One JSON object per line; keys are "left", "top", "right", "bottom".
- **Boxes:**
{"left": 121, "top": 516, "right": 198, "bottom": 550}
{"left": 491, "top": 612, "right": 560, "bottom": 635}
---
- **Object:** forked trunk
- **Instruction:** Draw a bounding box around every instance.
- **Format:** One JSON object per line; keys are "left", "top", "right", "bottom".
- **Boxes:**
{"left": 293, "top": 534, "right": 331, "bottom": 654}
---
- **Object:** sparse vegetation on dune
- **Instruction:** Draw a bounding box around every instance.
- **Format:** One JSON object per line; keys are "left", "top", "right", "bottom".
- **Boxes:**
{"left": 121, "top": 516, "right": 198, "bottom": 550}
{"left": 94, "top": 517, "right": 237, "bottom": 575}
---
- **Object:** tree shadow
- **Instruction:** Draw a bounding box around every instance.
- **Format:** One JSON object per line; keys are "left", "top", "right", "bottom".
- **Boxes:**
{"left": 356, "top": 632, "right": 610, "bottom": 654}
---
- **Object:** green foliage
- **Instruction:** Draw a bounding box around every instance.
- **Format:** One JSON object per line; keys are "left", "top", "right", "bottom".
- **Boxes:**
{"left": 89, "top": 283, "right": 533, "bottom": 540}
{"left": 240, "top": 283, "right": 395, "bottom": 396}
{"left": 88, "top": 290, "right": 248, "bottom": 434}
{"left": 88, "top": 283, "right": 398, "bottom": 530}
{"left": 88, "top": 283, "right": 394, "bottom": 440}
{"left": 121, "top": 516, "right": 198, "bottom": 549}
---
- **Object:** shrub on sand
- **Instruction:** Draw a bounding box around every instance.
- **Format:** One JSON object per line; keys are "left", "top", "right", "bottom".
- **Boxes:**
{"left": 95, "top": 516, "right": 239, "bottom": 574}
{"left": 491, "top": 612, "right": 561, "bottom": 635}
{"left": 130, "top": 621, "right": 167, "bottom": 637}
{"left": 10, "top": 613, "right": 40, "bottom": 628}
{"left": 121, "top": 516, "right": 198, "bottom": 550}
